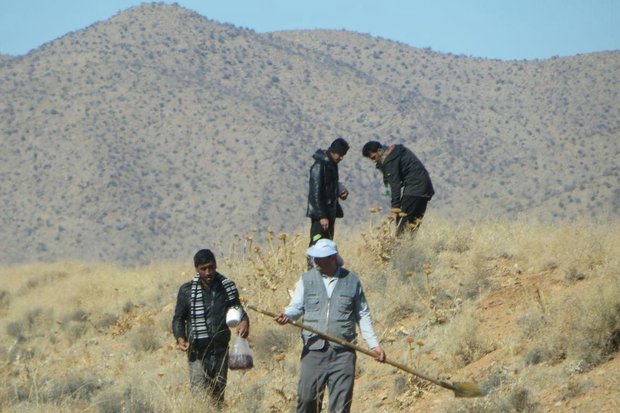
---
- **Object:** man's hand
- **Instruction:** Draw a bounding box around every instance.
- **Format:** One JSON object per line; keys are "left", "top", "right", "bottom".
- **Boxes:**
{"left": 339, "top": 189, "right": 349, "bottom": 200}
{"left": 237, "top": 318, "right": 250, "bottom": 338}
{"left": 177, "top": 337, "right": 190, "bottom": 352}
{"left": 371, "top": 346, "right": 386, "bottom": 362}
{"left": 274, "top": 313, "right": 290, "bottom": 325}
{"left": 319, "top": 217, "right": 329, "bottom": 230}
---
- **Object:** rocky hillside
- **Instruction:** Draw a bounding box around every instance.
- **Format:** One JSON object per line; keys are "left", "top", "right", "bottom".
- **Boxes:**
{"left": 1, "top": 3, "right": 618, "bottom": 265}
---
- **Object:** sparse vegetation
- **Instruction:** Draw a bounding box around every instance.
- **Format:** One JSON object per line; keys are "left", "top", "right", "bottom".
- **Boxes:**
{"left": 0, "top": 3, "right": 618, "bottom": 411}
{"left": 0, "top": 3, "right": 618, "bottom": 266}
{"left": 1, "top": 217, "right": 619, "bottom": 411}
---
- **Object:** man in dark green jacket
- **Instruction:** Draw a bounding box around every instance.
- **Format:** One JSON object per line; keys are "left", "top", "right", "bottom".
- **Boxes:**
{"left": 362, "top": 141, "right": 434, "bottom": 234}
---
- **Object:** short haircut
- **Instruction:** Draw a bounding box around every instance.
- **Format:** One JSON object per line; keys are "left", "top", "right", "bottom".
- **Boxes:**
{"left": 362, "top": 141, "right": 382, "bottom": 157}
{"left": 194, "top": 249, "right": 216, "bottom": 267}
{"left": 328, "top": 137, "right": 350, "bottom": 156}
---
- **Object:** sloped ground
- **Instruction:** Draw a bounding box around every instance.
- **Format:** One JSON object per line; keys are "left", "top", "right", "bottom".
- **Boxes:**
{"left": 397, "top": 264, "right": 620, "bottom": 412}
{"left": 0, "top": 218, "right": 618, "bottom": 412}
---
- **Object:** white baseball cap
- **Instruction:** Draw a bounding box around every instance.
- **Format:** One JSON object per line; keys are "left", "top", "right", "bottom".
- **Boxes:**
{"left": 307, "top": 239, "right": 344, "bottom": 266}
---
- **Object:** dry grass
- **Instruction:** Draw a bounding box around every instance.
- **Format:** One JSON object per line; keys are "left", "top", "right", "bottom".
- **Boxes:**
{"left": 1, "top": 217, "right": 619, "bottom": 412}
{"left": 519, "top": 273, "right": 620, "bottom": 372}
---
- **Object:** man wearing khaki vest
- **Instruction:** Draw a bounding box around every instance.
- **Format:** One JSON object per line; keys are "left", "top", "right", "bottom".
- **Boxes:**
{"left": 275, "top": 239, "right": 386, "bottom": 413}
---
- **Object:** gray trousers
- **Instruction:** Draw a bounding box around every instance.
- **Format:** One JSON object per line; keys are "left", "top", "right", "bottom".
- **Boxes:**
{"left": 297, "top": 346, "right": 356, "bottom": 413}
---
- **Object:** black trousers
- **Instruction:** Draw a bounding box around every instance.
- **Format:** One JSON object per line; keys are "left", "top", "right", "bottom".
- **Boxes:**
{"left": 309, "top": 216, "right": 335, "bottom": 246}
{"left": 188, "top": 343, "right": 228, "bottom": 404}
{"left": 397, "top": 195, "right": 429, "bottom": 235}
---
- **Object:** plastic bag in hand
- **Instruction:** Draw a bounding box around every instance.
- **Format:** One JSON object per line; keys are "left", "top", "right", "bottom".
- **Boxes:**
{"left": 228, "top": 335, "right": 254, "bottom": 370}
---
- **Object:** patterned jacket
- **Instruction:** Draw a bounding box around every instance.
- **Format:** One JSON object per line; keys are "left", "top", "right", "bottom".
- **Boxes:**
{"left": 172, "top": 273, "right": 245, "bottom": 349}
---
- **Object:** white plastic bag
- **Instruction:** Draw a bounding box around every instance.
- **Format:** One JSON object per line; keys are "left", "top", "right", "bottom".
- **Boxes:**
{"left": 228, "top": 335, "right": 254, "bottom": 370}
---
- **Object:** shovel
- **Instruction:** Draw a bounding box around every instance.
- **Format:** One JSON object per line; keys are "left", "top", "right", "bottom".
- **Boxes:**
{"left": 247, "top": 305, "right": 483, "bottom": 398}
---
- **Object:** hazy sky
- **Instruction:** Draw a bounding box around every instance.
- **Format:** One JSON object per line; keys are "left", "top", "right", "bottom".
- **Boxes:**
{"left": 1, "top": 0, "right": 618, "bottom": 60}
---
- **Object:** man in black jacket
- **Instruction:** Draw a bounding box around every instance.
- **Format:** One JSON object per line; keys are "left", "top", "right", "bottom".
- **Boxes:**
{"left": 172, "top": 249, "right": 250, "bottom": 406}
{"left": 362, "top": 141, "right": 434, "bottom": 235}
{"left": 306, "top": 137, "right": 350, "bottom": 246}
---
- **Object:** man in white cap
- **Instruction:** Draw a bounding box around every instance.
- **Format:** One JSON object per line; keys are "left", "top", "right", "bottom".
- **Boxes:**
{"left": 275, "top": 239, "right": 386, "bottom": 413}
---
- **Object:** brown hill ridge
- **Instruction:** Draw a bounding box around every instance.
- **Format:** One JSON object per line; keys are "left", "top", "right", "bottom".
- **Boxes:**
{"left": 1, "top": 3, "right": 619, "bottom": 265}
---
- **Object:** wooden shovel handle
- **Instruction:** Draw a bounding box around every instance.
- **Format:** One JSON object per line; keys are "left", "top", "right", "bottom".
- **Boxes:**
{"left": 247, "top": 305, "right": 457, "bottom": 392}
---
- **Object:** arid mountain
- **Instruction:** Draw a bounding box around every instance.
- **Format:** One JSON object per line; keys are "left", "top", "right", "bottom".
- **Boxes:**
{"left": 1, "top": 3, "right": 619, "bottom": 265}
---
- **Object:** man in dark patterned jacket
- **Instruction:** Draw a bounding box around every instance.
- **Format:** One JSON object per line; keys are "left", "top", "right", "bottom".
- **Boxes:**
{"left": 306, "top": 137, "right": 350, "bottom": 246}
{"left": 362, "top": 141, "right": 434, "bottom": 235}
{"left": 172, "top": 249, "right": 250, "bottom": 406}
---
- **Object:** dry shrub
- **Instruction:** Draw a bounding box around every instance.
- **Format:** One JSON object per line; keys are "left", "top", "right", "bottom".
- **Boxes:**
{"left": 129, "top": 324, "right": 162, "bottom": 352}
{"left": 515, "top": 219, "right": 617, "bottom": 277}
{"left": 385, "top": 302, "right": 423, "bottom": 325}
{"left": 523, "top": 347, "right": 553, "bottom": 366}
{"left": 227, "top": 383, "right": 266, "bottom": 413}
{"left": 251, "top": 326, "right": 297, "bottom": 362}
{"left": 16, "top": 271, "right": 69, "bottom": 296}
{"left": 40, "top": 373, "right": 103, "bottom": 403}
{"left": 6, "top": 320, "right": 24, "bottom": 340}
{"left": 27, "top": 308, "right": 46, "bottom": 330}
{"left": 441, "top": 379, "right": 539, "bottom": 413}
{"left": 94, "top": 312, "right": 119, "bottom": 329}
{"left": 390, "top": 238, "right": 429, "bottom": 279}
{"left": 435, "top": 224, "right": 474, "bottom": 254}
{"left": 5, "top": 307, "right": 55, "bottom": 342}
{"left": 122, "top": 301, "right": 135, "bottom": 313}
{"left": 59, "top": 309, "right": 90, "bottom": 341}
{"left": 517, "top": 305, "right": 548, "bottom": 338}
{"left": 94, "top": 386, "right": 156, "bottom": 413}
{"left": 7, "top": 370, "right": 104, "bottom": 409}
{"left": 517, "top": 270, "right": 620, "bottom": 372}
{"left": 0, "top": 289, "right": 10, "bottom": 316}
{"left": 0, "top": 344, "right": 7, "bottom": 363}
{"left": 389, "top": 337, "right": 435, "bottom": 404}
{"left": 386, "top": 220, "right": 505, "bottom": 308}
{"left": 358, "top": 267, "right": 431, "bottom": 336}
{"left": 360, "top": 217, "right": 398, "bottom": 262}
{"left": 224, "top": 229, "right": 306, "bottom": 306}
{"left": 503, "top": 388, "right": 539, "bottom": 412}
{"left": 564, "top": 266, "right": 587, "bottom": 283}
{"left": 433, "top": 307, "right": 491, "bottom": 369}
{"left": 518, "top": 307, "right": 555, "bottom": 366}
{"left": 6, "top": 343, "right": 29, "bottom": 363}
{"left": 458, "top": 269, "right": 493, "bottom": 301}
{"left": 555, "top": 377, "right": 595, "bottom": 402}
{"left": 64, "top": 321, "right": 89, "bottom": 341}
{"left": 551, "top": 280, "right": 620, "bottom": 370}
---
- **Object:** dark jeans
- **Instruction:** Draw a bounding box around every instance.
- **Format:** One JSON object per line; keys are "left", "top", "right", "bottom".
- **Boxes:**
{"left": 188, "top": 343, "right": 228, "bottom": 405}
{"left": 309, "top": 216, "right": 336, "bottom": 246}
{"left": 397, "top": 196, "right": 429, "bottom": 235}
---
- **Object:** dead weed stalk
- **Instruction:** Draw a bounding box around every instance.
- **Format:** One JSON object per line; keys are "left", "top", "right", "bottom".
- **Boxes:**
{"left": 242, "top": 230, "right": 305, "bottom": 301}
{"left": 360, "top": 207, "right": 399, "bottom": 262}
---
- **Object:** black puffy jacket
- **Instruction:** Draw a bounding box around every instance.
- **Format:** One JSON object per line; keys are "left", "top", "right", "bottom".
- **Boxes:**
{"left": 378, "top": 144, "right": 434, "bottom": 209}
{"left": 306, "top": 150, "right": 343, "bottom": 220}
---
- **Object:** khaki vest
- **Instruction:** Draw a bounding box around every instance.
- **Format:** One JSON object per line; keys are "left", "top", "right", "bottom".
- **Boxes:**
{"left": 301, "top": 268, "right": 360, "bottom": 350}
